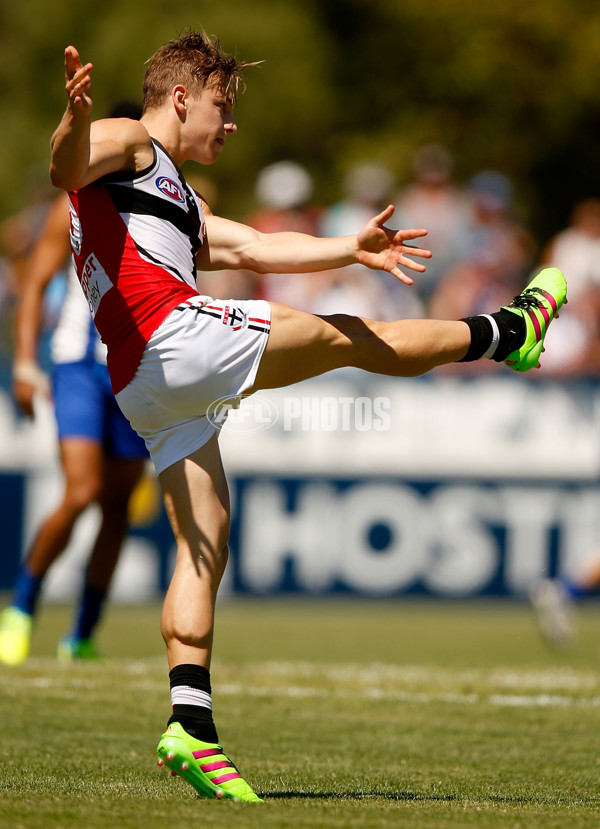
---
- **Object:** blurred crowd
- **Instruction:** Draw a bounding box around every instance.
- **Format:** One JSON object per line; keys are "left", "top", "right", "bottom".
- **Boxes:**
{"left": 2, "top": 144, "right": 600, "bottom": 380}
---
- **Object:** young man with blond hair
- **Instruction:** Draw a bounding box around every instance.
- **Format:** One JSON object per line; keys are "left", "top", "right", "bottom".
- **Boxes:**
{"left": 49, "top": 30, "right": 566, "bottom": 802}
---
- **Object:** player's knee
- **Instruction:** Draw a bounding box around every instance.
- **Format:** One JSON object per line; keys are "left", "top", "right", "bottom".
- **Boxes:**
{"left": 191, "top": 542, "right": 229, "bottom": 583}
{"left": 98, "top": 489, "right": 133, "bottom": 520}
{"left": 174, "top": 538, "right": 230, "bottom": 584}
{"left": 63, "top": 477, "right": 102, "bottom": 514}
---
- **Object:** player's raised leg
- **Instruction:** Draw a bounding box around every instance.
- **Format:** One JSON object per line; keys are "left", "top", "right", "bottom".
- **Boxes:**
{"left": 252, "top": 306, "right": 470, "bottom": 390}
{"left": 250, "top": 267, "right": 567, "bottom": 392}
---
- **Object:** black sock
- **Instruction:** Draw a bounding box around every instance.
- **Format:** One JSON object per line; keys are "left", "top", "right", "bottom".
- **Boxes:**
{"left": 168, "top": 704, "right": 218, "bottom": 743}
{"left": 459, "top": 309, "right": 525, "bottom": 363}
{"left": 167, "top": 664, "right": 219, "bottom": 744}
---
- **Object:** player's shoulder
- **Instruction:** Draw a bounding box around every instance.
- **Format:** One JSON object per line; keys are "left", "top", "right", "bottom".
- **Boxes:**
{"left": 90, "top": 117, "right": 153, "bottom": 172}
{"left": 91, "top": 116, "right": 150, "bottom": 146}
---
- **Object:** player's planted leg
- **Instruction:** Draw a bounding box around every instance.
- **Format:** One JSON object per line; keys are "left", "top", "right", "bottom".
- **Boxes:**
{"left": 156, "top": 437, "right": 261, "bottom": 802}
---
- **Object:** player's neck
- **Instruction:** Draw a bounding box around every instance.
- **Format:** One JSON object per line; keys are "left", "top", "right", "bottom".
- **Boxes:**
{"left": 140, "top": 112, "right": 183, "bottom": 166}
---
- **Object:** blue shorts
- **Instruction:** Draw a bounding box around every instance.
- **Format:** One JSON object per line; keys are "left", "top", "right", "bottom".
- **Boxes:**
{"left": 53, "top": 361, "right": 148, "bottom": 460}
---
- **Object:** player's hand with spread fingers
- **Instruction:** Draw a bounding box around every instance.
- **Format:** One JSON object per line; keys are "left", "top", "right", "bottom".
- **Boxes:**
{"left": 356, "top": 204, "right": 431, "bottom": 285}
{"left": 64, "top": 45, "right": 93, "bottom": 116}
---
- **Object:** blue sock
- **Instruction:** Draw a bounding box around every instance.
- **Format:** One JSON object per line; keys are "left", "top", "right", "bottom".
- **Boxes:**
{"left": 12, "top": 567, "right": 44, "bottom": 616}
{"left": 72, "top": 582, "right": 107, "bottom": 640}
{"left": 562, "top": 578, "right": 585, "bottom": 600}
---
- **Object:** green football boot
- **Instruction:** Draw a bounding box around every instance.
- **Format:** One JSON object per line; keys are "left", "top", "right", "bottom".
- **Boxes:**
{"left": 57, "top": 636, "right": 101, "bottom": 662}
{"left": 0, "top": 607, "right": 33, "bottom": 666}
{"left": 503, "top": 267, "right": 567, "bottom": 372}
{"left": 157, "top": 722, "right": 262, "bottom": 802}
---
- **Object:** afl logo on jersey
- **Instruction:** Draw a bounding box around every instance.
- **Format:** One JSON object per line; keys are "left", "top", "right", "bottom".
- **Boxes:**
{"left": 156, "top": 176, "right": 185, "bottom": 203}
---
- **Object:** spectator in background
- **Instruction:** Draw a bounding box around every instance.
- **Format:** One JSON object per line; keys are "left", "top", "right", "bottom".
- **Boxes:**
{"left": 395, "top": 144, "right": 470, "bottom": 308}
{"left": 245, "top": 160, "right": 324, "bottom": 310}
{"left": 321, "top": 162, "right": 395, "bottom": 238}
{"left": 318, "top": 162, "right": 418, "bottom": 319}
{"left": 0, "top": 103, "right": 149, "bottom": 666}
{"left": 463, "top": 171, "right": 535, "bottom": 276}
{"left": 533, "top": 198, "right": 600, "bottom": 376}
{"left": 249, "top": 160, "right": 319, "bottom": 235}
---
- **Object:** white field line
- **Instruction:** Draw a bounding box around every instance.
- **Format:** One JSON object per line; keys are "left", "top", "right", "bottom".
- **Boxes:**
{"left": 217, "top": 682, "right": 600, "bottom": 709}
{"left": 256, "top": 661, "right": 600, "bottom": 691}
{"left": 3, "top": 660, "right": 600, "bottom": 710}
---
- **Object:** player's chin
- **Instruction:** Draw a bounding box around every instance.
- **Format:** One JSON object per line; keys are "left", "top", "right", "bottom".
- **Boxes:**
{"left": 201, "top": 143, "right": 223, "bottom": 164}
{"left": 196, "top": 150, "right": 220, "bottom": 166}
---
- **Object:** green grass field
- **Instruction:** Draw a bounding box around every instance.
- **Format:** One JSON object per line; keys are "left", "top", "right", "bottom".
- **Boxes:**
{"left": 1, "top": 597, "right": 599, "bottom": 828}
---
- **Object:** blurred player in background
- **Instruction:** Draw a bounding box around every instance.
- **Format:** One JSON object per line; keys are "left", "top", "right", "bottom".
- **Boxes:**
{"left": 49, "top": 33, "right": 566, "bottom": 803}
{"left": 0, "top": 103, "right": 148, "bottom": 666}
{"left": 531, "top": 548, "right": 600, "bottom": 648}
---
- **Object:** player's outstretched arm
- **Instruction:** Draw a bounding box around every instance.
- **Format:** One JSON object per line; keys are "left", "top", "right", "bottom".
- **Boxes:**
{"left": 50, "top": 46, "right": 151, "bottom": 191}
{"left": 200, "top": 208, "right": 431, "bottom": 281}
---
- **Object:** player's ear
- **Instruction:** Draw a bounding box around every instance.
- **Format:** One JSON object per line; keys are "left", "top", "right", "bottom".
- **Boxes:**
{"left": 172, "top": 85, "right": 187, "bottom": 118}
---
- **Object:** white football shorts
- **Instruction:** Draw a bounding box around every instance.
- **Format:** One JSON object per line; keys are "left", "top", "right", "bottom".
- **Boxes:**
{"left": 116, "top": 295, "right": 271, "bottom": 475}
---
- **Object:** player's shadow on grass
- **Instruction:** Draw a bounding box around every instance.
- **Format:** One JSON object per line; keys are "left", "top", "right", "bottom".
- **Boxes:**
{"left": 265, "top": 791, "right": 461, "bottom": 802}
{"left": 266, "top": 791, "right": 600, "bottom": 806}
